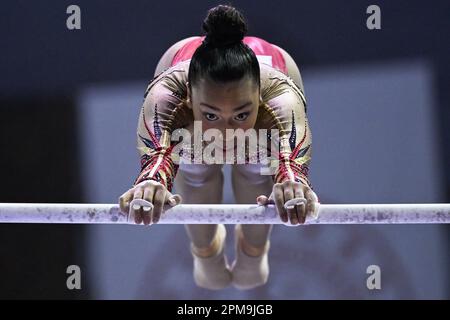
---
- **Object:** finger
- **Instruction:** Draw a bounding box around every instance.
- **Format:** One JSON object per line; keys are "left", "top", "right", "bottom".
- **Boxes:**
{"left": 152, "top": 184, "right": 166, "bottom": 224}
{"left": 293, "top": 184, "right": 306, "bottom": 224}
{"left": 171, "top": 194, "right": 182, "bottom": 205}
{"left": 119, "top": 190, "right": 133, "bottom": 214}
{"left": 166, "top": 193, "right": 182, "bottom": 207}
{"left": 304, "top": 188, "right": 320, "bottom": 219}
{"left": 142, "top": 187, "right": 155, "bottom": 225}
{"left": 132, "top": 188, "right": 144, "bottom": 224}
{"left": 283, "top": 182, "right": 298, "bottom": 225}
{"left": 256, "top": 195, "right": 270, "bottom": 205}
{"left": 273, "top": 183, "right": 287, "bottom": 223}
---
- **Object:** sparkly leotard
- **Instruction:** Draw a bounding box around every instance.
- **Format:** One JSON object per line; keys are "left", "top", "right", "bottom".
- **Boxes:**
{"left": 133, "top": 36, "right": 313, "bottom": 192}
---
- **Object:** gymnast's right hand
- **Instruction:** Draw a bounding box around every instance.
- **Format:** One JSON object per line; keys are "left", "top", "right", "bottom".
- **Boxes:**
{"left": 118, "top": 180, "right": 182, "bottom": 225}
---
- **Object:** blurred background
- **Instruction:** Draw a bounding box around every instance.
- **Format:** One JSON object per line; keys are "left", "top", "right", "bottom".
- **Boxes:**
{"left": 0, "top": 0, "right": 448, "bottom": 299}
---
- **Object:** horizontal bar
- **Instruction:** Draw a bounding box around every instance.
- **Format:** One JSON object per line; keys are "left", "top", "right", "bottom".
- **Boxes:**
{"left": 0, "top": 203, "right": 449, "bottom": 225}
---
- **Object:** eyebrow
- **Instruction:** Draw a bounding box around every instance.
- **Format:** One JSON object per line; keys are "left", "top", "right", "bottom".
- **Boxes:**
{"left": 200, "top": 102, "right": 252, "bottom": 112}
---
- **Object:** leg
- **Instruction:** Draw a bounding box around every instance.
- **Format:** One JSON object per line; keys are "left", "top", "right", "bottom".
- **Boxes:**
{"left": 174, "top": 163, "right": 231, "bottom": 290}
{"left": 175, "top": 163, "right": 224, "bottom": 250}
{"left": 154, "top": 36, "right": 200, "bottom": 76}
{"left": 272, "top": 44, "right": 305, "bottom": 92}
{"left": 231, "top": 164, "right": 274, "bottom": 290}
{"left": 232, "top": 164, "right": 273, "bottom": 249}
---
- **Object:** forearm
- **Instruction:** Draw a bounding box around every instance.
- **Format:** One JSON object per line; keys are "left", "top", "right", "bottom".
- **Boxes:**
{"left": 273, "top": 139, "right": 312, "bottom": 189}
{"left": 134, "top": 151, "right": 178, "bottom": 191}
{"left": 134, "top": 96, "right": 179, "bottom": 191}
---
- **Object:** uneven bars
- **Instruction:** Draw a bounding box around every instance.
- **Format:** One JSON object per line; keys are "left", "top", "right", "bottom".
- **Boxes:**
{"left": 0, "top": 202, "right": 449, "bottom": 225}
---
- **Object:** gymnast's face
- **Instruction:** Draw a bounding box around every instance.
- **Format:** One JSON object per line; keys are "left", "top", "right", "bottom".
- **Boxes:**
{"left": 186, "top": 76, "right": 260, "bottom": 134}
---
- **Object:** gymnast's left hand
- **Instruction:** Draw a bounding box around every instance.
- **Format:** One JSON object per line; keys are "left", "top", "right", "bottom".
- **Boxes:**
{"left": 256, "top": 180, "right": 319, "bottom": 225}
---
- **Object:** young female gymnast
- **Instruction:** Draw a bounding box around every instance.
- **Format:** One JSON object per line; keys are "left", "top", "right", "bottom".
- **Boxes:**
{"left": 119, "top": 4, "right": 319, "bottom": 290}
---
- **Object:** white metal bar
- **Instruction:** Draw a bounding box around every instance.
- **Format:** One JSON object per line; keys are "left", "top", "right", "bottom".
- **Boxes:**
{"left": 0, "top": 203, "right": 449, "bottom": 224}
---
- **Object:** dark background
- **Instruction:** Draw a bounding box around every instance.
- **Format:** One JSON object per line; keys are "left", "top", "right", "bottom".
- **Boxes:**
{"left": 0, "top": 0, "right": 448, "bottom": 299}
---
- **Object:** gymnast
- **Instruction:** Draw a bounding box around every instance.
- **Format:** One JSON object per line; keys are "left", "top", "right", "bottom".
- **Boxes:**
{"left": 118, "top": 4, "right": 320, "bottom": 290}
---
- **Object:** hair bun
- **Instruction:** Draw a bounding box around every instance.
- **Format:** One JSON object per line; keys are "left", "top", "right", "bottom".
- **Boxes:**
{"left": 202, "top": 5, "right": 248, "bottom": 47}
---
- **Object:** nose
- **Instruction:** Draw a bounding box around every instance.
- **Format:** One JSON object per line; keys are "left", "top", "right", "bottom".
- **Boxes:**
{"left": 225, "top": 117, "right": 242, "bottom": 130}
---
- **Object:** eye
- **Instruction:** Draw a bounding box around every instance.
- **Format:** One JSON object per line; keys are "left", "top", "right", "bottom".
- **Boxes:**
{"left": 234, "top": 112, "right": 250, "bottom": 121}
{"left": 204, "top": 113, "right": 219, "bottom": 121}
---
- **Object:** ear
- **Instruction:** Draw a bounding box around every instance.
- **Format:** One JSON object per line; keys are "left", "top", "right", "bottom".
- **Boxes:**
{"left": 185, "top": 82, "right": 192, "bottom": 109}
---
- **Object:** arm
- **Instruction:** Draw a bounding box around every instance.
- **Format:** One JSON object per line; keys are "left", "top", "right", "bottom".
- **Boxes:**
{"left": 133, "top": 77, "right": 185, "bottom": 192}
{"left": 119, "top": 76, "right": 186, "bottom": 225}
{"left": 266, "top": 83, "right": 313, "bottom": 190}
{"left": 258, "top": 79, "right": 319, "bottom": 225}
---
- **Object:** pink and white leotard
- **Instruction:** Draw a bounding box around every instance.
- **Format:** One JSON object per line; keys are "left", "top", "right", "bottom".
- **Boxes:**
{"left": 133, "top": 36, "right": 313, "bottom": 192}
{"left": 171, "top": 36, "right": 288, "bottom": 75}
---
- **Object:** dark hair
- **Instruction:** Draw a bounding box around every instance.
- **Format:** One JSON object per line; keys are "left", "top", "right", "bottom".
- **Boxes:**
{"left": 188, "top": 4, "right": 260, "bottom": 89}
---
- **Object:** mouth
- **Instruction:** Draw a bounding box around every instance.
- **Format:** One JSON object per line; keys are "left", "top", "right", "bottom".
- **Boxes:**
{"left": 209, "top": 139, "right": 236, "bottom": 152}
